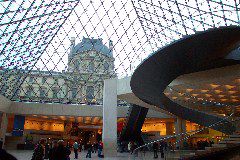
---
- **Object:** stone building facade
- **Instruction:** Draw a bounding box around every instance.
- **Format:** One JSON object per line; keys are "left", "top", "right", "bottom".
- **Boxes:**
{"left": 0, "top": 37, "right": 115, "bottom": 104}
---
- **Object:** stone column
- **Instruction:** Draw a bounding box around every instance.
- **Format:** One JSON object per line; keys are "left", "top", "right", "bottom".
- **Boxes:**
{"left": 174, "top": 117, "right": 186, "bottom": 149}
{"left": 166, "top": 122, "right": 174, "bottom": 135}
{"left": 103, "top": 78, "right": 117, "bottom": 157}
{"left": 0, "top": 113, "right": 8, "bottom": 149}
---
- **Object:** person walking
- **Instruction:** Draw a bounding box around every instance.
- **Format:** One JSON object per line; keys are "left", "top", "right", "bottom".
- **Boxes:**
{"left": 48, "top": 141, "right": 58, "bottom": 160}
{"left": 31, "top": 139, "right": 46, "bottom": 160}
{"left": 153, "top": 142, "right": 158, "bottom": 158}
{"left": 73, "top": 141, "right": 79, "bottom": 159}
{"left": 55, "top": 140, "right": 71, "bottom": 160}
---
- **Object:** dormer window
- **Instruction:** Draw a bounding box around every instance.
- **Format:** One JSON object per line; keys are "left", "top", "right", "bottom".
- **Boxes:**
{"left": 104, "top": 62, "right": 109, "bottom": 71}
{"left": 29, "top": 77, "right": 34, "bottom": 83}
{"left": 74, "top": 60, "right": 80, "bottom": 70}
{"left": 88, "top": 62, "right": 94, "bottom": 72}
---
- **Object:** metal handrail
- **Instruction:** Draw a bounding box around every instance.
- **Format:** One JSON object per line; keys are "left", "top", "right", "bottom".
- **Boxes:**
{"left": 134, "top": 112, "right": 236, "bottom": 153}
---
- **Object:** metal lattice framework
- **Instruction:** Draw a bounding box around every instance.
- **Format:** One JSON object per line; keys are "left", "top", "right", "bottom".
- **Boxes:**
{"left": 0, "top": 0, "right": 239, "bottom": 105}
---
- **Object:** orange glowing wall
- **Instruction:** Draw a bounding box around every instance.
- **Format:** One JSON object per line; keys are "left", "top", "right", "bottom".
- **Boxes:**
{"left": 24, "top": 120, "right": 64, "bottom": 132}
{"left": 141, "top": 123, "right": 167, "bottom": 135}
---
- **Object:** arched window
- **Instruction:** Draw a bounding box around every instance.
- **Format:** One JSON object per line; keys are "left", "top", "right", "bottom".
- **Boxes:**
{"left": 88, "top": 62, "right": 94, "bottom": 72}
{"left": 40, "top": 89, "right": 46, "bottom": 98}
{"left": 26, "top": 87, "right": 33, "bottom": 97}
{"left": 72, "top": 88, "right": 77, "bottom": 99}
{"left": 52, "top": 88, "right": 58, "bottom": 99}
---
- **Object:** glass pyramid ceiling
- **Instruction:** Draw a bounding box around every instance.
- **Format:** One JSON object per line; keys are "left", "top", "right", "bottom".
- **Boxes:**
{"left": 0, "top": 0, "right": 239, "bottom": 105}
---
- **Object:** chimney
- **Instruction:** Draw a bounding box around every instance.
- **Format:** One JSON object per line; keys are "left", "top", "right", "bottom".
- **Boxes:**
{"left": 109, "top": 40, "right": 113, "bottom": 55}
{"left": 68, "top": 37, "right": 76, "bottom": 66}
{"left": 70, "top": 37, "right": 76, "bottom": 53}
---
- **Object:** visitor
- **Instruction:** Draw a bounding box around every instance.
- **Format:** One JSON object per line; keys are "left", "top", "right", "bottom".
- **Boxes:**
{"left": 79, "top": 143, "right": 82, "bottom": 152}
{"left": 128, "top": 141, "right": 131, "bottom": 153}
{"left": 159, "top": 141, "right": 164, "bottom": 159}
{"left": 48, "top": 141, "right": 58, "bottom": 160}
{"left": 44, "top": 142, "right": 50, "bottom": 159}
{"left": 73, "top": 141, "right": 79, "bottom": 159}
{"left": 31, "top": 138, "right": 46, "bottom": 160}
{"left": 55, "top": 140, "right": 71, "bottom": 160}
{"left": 153, "top": 142, "right": 158, "bottom": 158}
{"left": 128, "top": 141, "right": 134, "bottom": 154}
{"left": 210, "top": 140, "right": 214, "bottom": 147}
{"left": 93, "top": 142, "right": 98, "bottom": 153}
{"left": 82, "top": 144, "right": 85, "bottom": 151}
{"left": 66, "top": 142, "right": 71, "bottom": 150}
{"left": 0, "top": 138, "right": 3, "bottom": 149}
{"left": 97, "top": 141, "right": 104, "bottom": 158}
{"left": 86, "top": 143, "right": 92, "bottom": 158}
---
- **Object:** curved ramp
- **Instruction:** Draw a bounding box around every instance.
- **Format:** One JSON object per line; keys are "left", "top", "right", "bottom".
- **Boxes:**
{"left": 131, "top": 26, "right": 240, "bottom": 134}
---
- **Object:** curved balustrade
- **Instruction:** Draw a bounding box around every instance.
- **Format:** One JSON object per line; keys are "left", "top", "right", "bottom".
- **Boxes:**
{"left": 131, "top": 26, "right": 240, "bottom": 134}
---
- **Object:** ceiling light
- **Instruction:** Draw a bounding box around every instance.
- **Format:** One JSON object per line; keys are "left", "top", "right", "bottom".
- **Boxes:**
{"left": 192, "top": 94, "right": 198, "bottom": 97}
{"left": 201, "top": 90, "right": 209, "bottom": 93}
{"left": 186, "top": 89, "right": 193, "bottom": 92}
{"left": 210, "top": 84, "right": 220, "bottom": 88}
{"left": 218, "top": 95, "right": 225, "bottom": 98}
{"left": 229, "top": 91, "right": 237, "bottom": 94}
{"left": 205, "top": 94, "right": 212, "bottom": 97}
{"left": 214, "top": 90, "right": 222, "bottom": 94}
{"left": 225, "top": 85, "right": 235, "bottom": 90}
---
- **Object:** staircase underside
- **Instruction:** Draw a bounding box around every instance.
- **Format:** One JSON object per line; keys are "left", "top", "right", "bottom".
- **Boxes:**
{"left": 131, "top": 26, "right": 240, "bottom": 134}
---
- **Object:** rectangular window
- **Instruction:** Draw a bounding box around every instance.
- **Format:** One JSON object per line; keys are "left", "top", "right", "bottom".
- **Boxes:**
{"left": 86, "top": 86, "right": 94, "bottom": 101}
{"left": 29, "top": 77, "right": 34, "bottom": 83}
{"left": 42, "top": 77, "right": 47, "bottom": 84}
{"left": 53, "top": 78, "right": 58, "bottom": 84}
{"left": 26, "top": 88, "right": 32, "bottom": 97}
{"left": 72, "top": 88, "right": 77, "bottom": 99}
{"left": 40, "top": 89, "right": 45, "bottom": 98}
{"left": 52, "top": 89, "right": 58, "bottom": 99}
{"left": 74, "top": 76, "right": 78, "bottom": 82}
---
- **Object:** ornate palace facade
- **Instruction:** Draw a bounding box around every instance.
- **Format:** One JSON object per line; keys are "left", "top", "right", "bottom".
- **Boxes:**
{"left": 0, "top": 37, "right": 115, "bottom": 104}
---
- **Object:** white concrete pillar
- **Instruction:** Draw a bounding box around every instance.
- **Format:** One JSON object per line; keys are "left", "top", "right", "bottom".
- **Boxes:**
{"left": 174, "top": 117, "right": 186, "bottom": 149}
{"left": 0, "top": 113, "right": 8, "bottom": 149}
{"left": 103, "top": 78, "right": 117, "bottom": 157}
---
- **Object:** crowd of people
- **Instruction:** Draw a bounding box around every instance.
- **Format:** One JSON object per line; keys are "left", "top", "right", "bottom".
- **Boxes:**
{"left": 31, "top": 139, "right": 104, "bottom": 160}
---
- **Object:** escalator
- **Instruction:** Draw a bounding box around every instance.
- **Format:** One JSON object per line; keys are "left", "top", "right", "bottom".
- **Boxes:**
{"left": 119, "top": 104, "right": 148, "bottom": 146}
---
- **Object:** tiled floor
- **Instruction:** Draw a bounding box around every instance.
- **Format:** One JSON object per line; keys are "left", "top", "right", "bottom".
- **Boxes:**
{"left": 6, "top": 150, "right": 177, "bottom": 160}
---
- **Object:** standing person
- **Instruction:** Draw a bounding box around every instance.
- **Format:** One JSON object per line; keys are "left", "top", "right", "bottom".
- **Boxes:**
{"left": 31, "top": 139, "right": 46, "bottom": 160}
{"left": 82, "top": 144, "right": 85, "bottom": 151}
{"left": 159, "top": 141, "right": 164, "bottom": 159}
{"left": 48, "top": 141, "right": 58, "bottom": 160}
{"left": 97, "top": 141, "right": 104, "bottom": 158}
{"left": 55, "top": 140, "right": 71, "bottom": 160}
{"left": 44, "top": 142, "right": 50, "bottom": 159}
{"left": 128, "top": 141, "right": 131, "bottom": 153}
{"left": 153, "top": 142, "right": 158, "bottom": 159}
{"left": 73, "top": 141, "right": 79, "bottom": 159}
{"left": 93, "top": 142, "right": 98, "bottom": 153}
{"left": 86, "top": 143, "right": 92, "bottom": 158}
{"left": 0, "top": 138, "right": 3, "bottom": 149}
